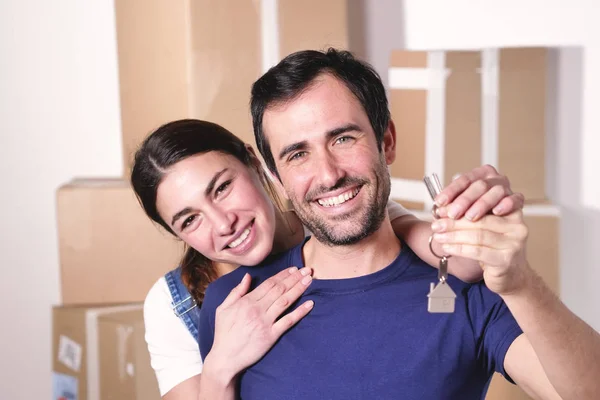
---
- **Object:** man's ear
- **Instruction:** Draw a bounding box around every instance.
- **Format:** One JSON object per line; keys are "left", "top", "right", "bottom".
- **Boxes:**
{"left": 382, "top": 119, "right": 397, "bottom": 165}
{"left": 266, "top": 167, "right": 289, "bottom": 201}
{"left": 245, "top": 144, "right": 262, "bottom": 169}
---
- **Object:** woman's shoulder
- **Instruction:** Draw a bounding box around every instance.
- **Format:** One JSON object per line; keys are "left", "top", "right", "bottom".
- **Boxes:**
{"left": 143, "top": 275, "right": 204, "bottom": 395}
{"left": 144, "top": 275, "right": 172, "bottom": 312}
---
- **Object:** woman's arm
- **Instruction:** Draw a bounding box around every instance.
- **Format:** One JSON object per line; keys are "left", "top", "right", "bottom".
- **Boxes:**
{"left": 390, "top": 214, "right": 483, "bottom": 282}
{"left": 162, "top": 373, "right": 233, "bottom": 400}
{"left": 143, "top": 278, "right": 207, "bottom": 399}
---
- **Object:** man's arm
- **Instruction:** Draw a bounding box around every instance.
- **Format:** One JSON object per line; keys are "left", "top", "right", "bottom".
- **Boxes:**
{"left": 435, "top": 212, "right": 600, "bottom": 399}
{"left": 502, "top": 270, "right": 600, "bottom": 400}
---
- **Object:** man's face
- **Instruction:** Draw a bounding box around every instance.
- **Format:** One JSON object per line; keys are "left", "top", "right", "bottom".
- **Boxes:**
{"left": 262, "top": 74, "right": 396, "bottom": 246}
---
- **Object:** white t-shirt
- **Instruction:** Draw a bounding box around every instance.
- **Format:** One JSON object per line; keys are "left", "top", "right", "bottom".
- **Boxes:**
{"left": 144, "top": 200, "right": 411, "bottom": 395}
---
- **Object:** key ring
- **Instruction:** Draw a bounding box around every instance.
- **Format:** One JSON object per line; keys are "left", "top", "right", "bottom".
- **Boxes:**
{"left": 428, "top": 235, "right": 451, "bottom": 260}
{"left": 431, "top": 204, "right": 439, "bottom": 220}
{"left": 429, "top": 235, "right": 450, "bottom": 283}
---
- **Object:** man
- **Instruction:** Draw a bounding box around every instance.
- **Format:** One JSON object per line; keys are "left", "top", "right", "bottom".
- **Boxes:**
{"left": 199, "top": 48, "right": 600, "bottom": 399}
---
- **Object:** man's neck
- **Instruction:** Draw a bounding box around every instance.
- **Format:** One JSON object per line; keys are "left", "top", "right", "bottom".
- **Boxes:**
{"left": 303, "top": 217, "right": 402, "bottom": 280}
{"left": 272, "top": 210, "right": 305, "bottom": 255}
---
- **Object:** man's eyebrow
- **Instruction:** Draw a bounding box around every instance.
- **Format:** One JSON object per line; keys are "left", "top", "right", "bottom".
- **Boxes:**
{"left": 325, "top": 123, "right": 361, "bottom": 140}
{"left": 277, "top": 124, "right": 361, "bottom": 161}
{"left": 170, "top": 168, "right": 228, "bottom": 227}
{"left": 278, "top": 141, "right": 308, "bottom": 161}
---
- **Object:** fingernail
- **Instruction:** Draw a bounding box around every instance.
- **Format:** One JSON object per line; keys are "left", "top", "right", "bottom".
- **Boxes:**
{"left": 435, "top": 194, "right": 448, "bottom": 206}
{"left": 289, "top": 267, "right": 298, "bottom": 274}
{"left": 465, "top": 210, "right": 478, "bottom": 221}
{"left": 442, "top": 244, "right": 453, "bottom": 252}
{"left": 448, "top": 204, "right": 460, "bottom": 219}
{"left": 304, "top": 300, "right": 314, "bottom": 309}
{"left": 493, "top": 205, "right": 503, "bottom": 215}
{"left": 300, "top": 267, "right": 310, "bottom": 276}
{"left": 302, "top": 275, "right": 312, "bottom": 285}
{"left": 431, "top": 221, "right": 443, "bottom": 232}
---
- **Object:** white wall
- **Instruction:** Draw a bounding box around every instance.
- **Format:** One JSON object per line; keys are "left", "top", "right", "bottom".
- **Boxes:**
{"left": 0, "top": 1, "right": 598, "bottom": 399}
{"left": 0, "top": 1, "right": 122, "bottom": 398}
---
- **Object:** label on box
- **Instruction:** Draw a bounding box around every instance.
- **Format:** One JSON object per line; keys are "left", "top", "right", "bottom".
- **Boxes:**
{"left": 57, "top": 334, "right": 82, "bottom": 372}
{"left": 52, "top": 372, "right": 78, "bottom": 400}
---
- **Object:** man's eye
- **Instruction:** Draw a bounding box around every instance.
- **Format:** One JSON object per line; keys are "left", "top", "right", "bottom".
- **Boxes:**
{"left": 335, "top": 136, "right": 354, "bottom": 144}
{"left": 289, "top": 151, "right": 306, "bottom": 161}
{"left": 215, "top": 180, "right": 232, "bottom": 196}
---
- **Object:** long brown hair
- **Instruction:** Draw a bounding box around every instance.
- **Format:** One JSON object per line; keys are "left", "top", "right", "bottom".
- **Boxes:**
{"left": 130, "top": 119, "right": 279, "bottom": 304}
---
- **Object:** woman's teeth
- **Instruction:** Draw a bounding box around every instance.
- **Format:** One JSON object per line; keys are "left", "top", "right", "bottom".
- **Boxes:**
{"left": 228, "top": 226, "right": 251, "bottom": 248}
{"left": 317, "top": 188, "right": 360, "bottom": 207}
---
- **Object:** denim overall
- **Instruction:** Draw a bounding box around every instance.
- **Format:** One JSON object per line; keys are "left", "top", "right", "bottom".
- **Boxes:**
{"left": 165, "top": 267, "right": 201, "bottom": 344}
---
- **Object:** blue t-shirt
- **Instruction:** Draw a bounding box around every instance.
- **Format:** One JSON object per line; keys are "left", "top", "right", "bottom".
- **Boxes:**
{"left": 199, "top": 238, "right": 523, "bottom": 399}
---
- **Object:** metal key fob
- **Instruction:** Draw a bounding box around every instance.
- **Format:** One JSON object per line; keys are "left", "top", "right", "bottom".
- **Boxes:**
{"left": 424, "top": 173, "right": 456, "bottom": 313}
{"left": 427, "top": 257, "right": 456, "bottom": 313}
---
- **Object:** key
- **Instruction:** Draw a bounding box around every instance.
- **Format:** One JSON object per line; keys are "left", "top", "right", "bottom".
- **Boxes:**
{"left": 424, "top": 173, "right": 443, "bottom": 218}
{"left": 424, "top": 173, "right": 443, "bottom": 201}
{"left": 427, "top": 257, "right": 456, "bottom": 313}
{"left": 424, "top": 173, "right": 456, "bottom": 314}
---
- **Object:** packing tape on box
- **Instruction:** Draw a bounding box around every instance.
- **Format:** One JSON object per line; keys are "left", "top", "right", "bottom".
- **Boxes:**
{"left": 388, "top": 51, "right": 448, "bottom": 209}
{"left": 389, "top": 174, "right": 561, "bottom": 218}
{"left": 390, "top": 178, "right": 428, "bottom": 204}
{"left": 424, "top": 51, "right": 447, "bottom": 198}
{"left": 85, "top": 304, "right": 143, "bottom": 400}
{"left": 480, "top": 49, "right": 500, "bottom": 167}
{"left": 261, "top": 0, "right": 279, "bottom": 73}
{"left": 388, "top": 67, "right": 450, "bottom": 90}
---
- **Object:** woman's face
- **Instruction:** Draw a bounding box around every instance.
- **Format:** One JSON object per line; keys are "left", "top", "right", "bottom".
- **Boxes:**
{"left": 156, "top": 151, "right": 277, "bottom": 267}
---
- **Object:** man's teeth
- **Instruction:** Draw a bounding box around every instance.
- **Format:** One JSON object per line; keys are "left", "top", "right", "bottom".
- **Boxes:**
{"left": 228, "top": 227, "right": 251, "bottom": 248}
{"left": 317, "top": 188, "right": 360, "bottom": 207}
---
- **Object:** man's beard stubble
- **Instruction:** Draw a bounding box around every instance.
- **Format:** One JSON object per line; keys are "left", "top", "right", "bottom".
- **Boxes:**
{"left": 289, "top": 160, "right": 391, "bottom": 247}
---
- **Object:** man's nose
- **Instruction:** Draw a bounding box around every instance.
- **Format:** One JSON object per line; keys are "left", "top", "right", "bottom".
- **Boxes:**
{"left": 315, "top": 151, "right": 345, "bottom": 189}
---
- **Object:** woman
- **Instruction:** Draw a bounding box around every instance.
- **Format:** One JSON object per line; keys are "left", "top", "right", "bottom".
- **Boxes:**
{"left": 131, "top": 119, "right": 521, "bottom": 399}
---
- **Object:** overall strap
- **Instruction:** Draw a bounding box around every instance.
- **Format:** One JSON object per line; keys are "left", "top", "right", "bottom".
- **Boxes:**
{"left": 165, "top": 267, "right": 200, "bottom": 343}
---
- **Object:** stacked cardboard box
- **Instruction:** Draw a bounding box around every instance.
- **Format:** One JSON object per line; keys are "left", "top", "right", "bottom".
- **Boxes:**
{"left": 387, "top": 48, "right": 560, "bottom": 400}
{"left": 52, "top": 305, "right": 156, "bottom": 400}
{"left": 114, "top": 0, "right": 349, "bottom": 173}
{"left": 56, "top": 179, "right": 184, "bottom": 305}
{"left": 53, "top": 179, "right": 184, "bottom": 399}
{"left": 53, "top": 1, "right": 351, "bottom": 398}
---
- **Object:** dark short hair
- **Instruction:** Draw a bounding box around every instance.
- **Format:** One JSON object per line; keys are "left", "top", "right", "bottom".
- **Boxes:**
{"left": 250, "top": 48, "right": 390, "bottom": 175}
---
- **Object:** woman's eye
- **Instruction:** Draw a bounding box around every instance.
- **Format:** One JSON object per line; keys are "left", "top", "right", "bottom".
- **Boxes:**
{"left": 181, "top": 215, "right": 196, "bottom": 230}
{"left": 215, "top": 180, "right": 232, "bottom": 197}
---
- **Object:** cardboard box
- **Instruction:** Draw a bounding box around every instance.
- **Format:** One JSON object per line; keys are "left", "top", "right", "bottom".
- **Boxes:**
{"left": 52, "top": 304, "right": 160, "bottom": 400}
{"left": 388, "top": 48, "right": 548, "bottom": 208}
{"left": 56, "top": 179, "right": 184, "bottom": 305}
{"left": 114, "top": 0, "right": 348, "bottom": 174}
